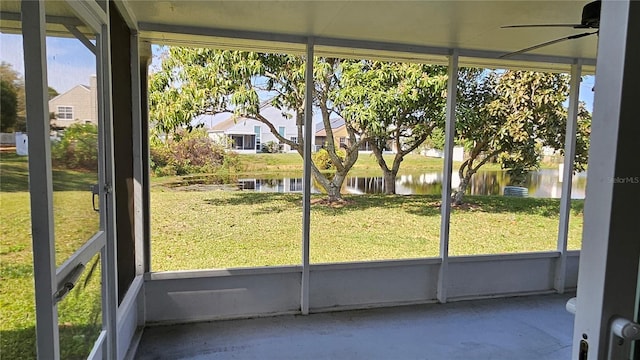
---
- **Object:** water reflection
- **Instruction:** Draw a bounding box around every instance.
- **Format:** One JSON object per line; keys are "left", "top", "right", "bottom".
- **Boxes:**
{"left": 237, "top": 168, "right": 587, "bottom": 199}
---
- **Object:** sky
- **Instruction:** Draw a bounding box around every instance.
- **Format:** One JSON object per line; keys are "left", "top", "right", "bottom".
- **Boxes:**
{"left": 1, "top": 33, "right": 97, "bottom": 94}
{"left": 0, "top": 32, "right": 595, "bottom": 112}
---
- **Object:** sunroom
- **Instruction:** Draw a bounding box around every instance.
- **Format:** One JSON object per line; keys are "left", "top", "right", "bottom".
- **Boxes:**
{"left": 0, "top": 0, "right": 638, "bottom": 359}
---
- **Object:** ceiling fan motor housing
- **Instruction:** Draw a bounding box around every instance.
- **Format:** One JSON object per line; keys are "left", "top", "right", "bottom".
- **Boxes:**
{"left": 579, "top": 0, "right": 601, "bottom": 28}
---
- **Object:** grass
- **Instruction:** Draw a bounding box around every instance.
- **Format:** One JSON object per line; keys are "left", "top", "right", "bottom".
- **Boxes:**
{"left": 0, "top": 152, "right": 98, "bottom": 192}
{"left": 1, "top": 151, "right": 583, "bottom": 358}
{"left": 1, "top": 153, "right": 101, "bottom": 359}
{"left": 233, "top": 152, "right": 556, "bottom": 177}
{"left": 150, "top": 190, "right": 584, "bottom": 270}
{"left": 235, "top": 153, "right": 471, "bottom": 177}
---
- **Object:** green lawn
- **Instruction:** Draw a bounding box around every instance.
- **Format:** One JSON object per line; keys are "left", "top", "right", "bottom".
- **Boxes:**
{"left": 1, "top": 152, "right": 583, "bottom": 358}
{"left": 150, "top": 190, "right": 583, "bottom": 270}
{"left": 1, "top": 153, "right": 101, "bottom": 359}
{"left": 232, "top": 152, "right": 554, "bottom": 177}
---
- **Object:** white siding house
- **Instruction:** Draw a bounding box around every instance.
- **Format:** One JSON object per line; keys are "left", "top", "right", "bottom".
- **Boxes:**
{"left": 48, "top": 76, "right": 98, "bottom": 129}
{"left": 208, "top": 105, "right": 299, "bottom": 154}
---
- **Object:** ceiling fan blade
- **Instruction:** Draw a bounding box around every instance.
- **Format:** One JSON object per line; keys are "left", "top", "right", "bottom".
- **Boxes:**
{"left": 502, "top": 24, "right": 584, "bottom": 29}
{"left": 500, "top": 31, "right": 598, "bottom": 58}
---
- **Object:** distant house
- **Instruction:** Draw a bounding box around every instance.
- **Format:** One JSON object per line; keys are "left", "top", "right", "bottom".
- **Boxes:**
{"left": 49, "top": 76, "right": 98, "bottom": 129}
{"left": 207, "top": 105, "right": 299, "bottom": 154}
{"left": 315, "top": 118, "right": 380, "bottom": 152}
{"left": 315, "top": 118, "right": 346, "bottom": 150}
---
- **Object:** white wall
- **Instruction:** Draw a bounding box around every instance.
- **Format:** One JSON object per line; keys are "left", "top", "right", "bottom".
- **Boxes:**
{"left": 144, "top": 252, "right": 578, "bottom": 324}
{"left": 452, "top": 146, "right": 464, "bottom": 162}
{"left": 422, "top": 148, "right": 444, "bottom": 158}
{"left": 145, "top": 267, "right": 302, "bottom": 323}
{"left": 214, "top": 106, "right": 299, "bottom": 152}
{"left": 309, "top": 260, "right": 440, "bottom": 310}
{"left": 0, "top": 132, "right": 16, "bottom": 145}
{"left": 446, "top": 253, "right": 557, "bottom": 299}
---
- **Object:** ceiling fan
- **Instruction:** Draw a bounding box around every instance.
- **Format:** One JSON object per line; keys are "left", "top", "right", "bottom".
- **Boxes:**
{"left": 500, "top": 0, "right": 600, "bottom": 58}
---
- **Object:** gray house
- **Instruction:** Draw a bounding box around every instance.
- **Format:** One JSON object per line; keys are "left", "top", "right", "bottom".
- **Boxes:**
{"left": 48, "top": 75, "right": 98, "bottom": 129}
{"left": 208, "top": 105, "right": 299, "bottom": 153}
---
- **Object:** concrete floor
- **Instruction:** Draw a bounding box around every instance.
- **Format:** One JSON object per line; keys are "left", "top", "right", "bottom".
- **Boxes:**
{"left": 135, "top": 293, "right": 575, "bottom": 360}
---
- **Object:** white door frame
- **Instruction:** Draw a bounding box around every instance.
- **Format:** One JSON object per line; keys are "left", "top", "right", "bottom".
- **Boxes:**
{"left": 572, "top": 0, "right": 640, "bottom": 359}
{"left": 22, "top": 1, "right": 118, "bottom": 359}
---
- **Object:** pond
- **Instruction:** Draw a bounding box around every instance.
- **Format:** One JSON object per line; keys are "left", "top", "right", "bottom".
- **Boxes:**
{"left": 235, "top": 168, "right": 587, "bottom": 199}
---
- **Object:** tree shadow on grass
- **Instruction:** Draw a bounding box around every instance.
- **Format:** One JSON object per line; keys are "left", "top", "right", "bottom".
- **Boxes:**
{"left": 1, "top": 324, "right": 101, "bottom": 360}
{"left": 250, "top": 204, "right": 289, "bottom": 216}
{"left": 1, "top": 327, "right": 37, "bottom": 360}
{"left": 203, "top": 192, "right": 443, "bottom": 217}
{"left": 311, "top": 194, "right": 442, "bottom": 217}
{"left": 1, "top": 153, "right": 96, "bottom": 192}
{"left": 446, "top": 196, "right": 585, "bottom": 218}
{"left": 203, "top": 191, "right": 302, "bottom": 207}
{"left": 0, "top": 158, "right": 30, "bottom": 192}
{"left": 201, "top": 192, "right": 584, "bottom": 218}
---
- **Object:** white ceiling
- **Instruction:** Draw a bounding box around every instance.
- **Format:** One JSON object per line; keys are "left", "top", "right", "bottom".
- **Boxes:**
{"left": 0, "top": 1, "right": 598, "bottom": 72}
{"left": 126, "top": 0, "right": 598, "bottom": 71}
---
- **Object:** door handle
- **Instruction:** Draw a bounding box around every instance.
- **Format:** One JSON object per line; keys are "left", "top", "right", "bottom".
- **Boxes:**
{"left": 90, "top": 184, "right": 99, "bottom": 212}
{"left": 608, "top": 317, "right": 640, "bottom": 359}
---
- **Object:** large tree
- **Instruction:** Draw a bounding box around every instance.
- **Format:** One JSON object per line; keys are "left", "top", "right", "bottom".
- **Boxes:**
{"left": 149, "top": 48, "right": 362, "bottom": 201}
{"left": 335, "top": 60, "right": 448, "bottom": 194}
{"left": 453, "top": 69, "right": 590, "bottom": 204}
{"left": 0, "top": 62, "right": 24, "bottom": 132}
{"left": 0, "top": 79, "right": 17, "bottom": 132}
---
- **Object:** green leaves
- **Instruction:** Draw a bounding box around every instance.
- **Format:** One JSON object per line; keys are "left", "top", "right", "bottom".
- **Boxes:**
{"left": 0, "top": 62, "right": 24, "bottom": 132}
{"left": 330, "top": 60, "right": 449, "bottom": 193}
{"left": 336, "top": 62, "right": 447, "bottom": 142}
{"left": 149, "top": 47, "right": 590, "bottom": 200}
{"left": 51, "top": 123, "right": 98, "bottom": 170}
{"left": 455, "top": 69, "right": 589, "bottom": 200}
{"left": 149, "top": 48, "right": 269, "bottom": 137}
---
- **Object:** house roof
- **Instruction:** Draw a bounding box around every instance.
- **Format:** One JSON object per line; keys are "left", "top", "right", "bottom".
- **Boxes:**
{"left": 48, "top": 83, "right": 90, "bottom": 103}
{"left": 210, "top": 115, "right": 238, "bottom": 132}
{"left": 209, "top": 105, "right": 296, "bottom": 132}
{"left": 315, "top": 118, "right": 345, "bottom": 136}
{"left": 192, "top": 113, "right": 233, "bottom": 129}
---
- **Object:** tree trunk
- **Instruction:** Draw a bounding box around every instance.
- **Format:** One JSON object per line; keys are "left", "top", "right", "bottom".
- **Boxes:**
{"left": 369, "top": 139, "right": 398, "bottom": 194}
{"left": 452, "top": 174, "right": 472, "bottom": 205}
{"left": 311, "top": 165, "right": 347, "bottom": 202}
{"left": 383, "top": 170, "right": 397, "bottom": 195}
{"left": 326, "top": 175, "right": 344, "bottom": 202}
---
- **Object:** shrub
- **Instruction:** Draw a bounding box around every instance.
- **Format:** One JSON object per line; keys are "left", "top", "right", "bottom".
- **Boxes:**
{"left": 51, "top": 123, "right": 98, "bottom": 171}
{"left": 312, "top": 148, "right": 345, "bottom": 170}
{"left": 261, "top": 141, "right": 281, "bottom": 153}
{"left": 223, "top": 151, "right": 240, "bottom": 170}
{"left": 150, "top": 129, "right": 235, "bottom": 176}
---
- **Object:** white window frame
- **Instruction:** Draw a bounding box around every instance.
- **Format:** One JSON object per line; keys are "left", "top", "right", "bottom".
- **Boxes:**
{"left": 254, "top": 126, "right": 261, "bottom": 150}
{"left": 57, "top": 106, "right": 74, "bottom": 120}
